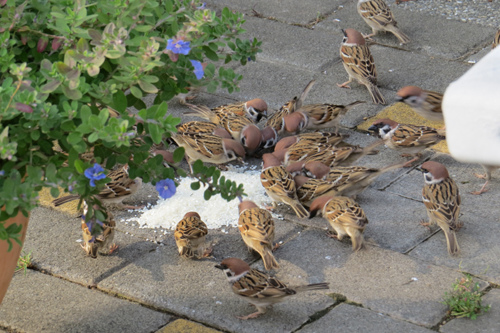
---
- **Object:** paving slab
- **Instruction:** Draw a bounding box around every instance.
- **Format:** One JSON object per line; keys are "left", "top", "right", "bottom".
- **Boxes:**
{"left": 239, "top": 16, "right": 342, "bottom": 71}
{"left": 157, "top": 319, "right": 222, "bottom": 333}
{"left": 385, "top": 153, "right": 500, "bottom": 284}
{"left": 275, "top": 228, "right": 468, "bottom": 327}
{"left": 23, "top": 207, "right": 157, "bottom": 286}
{"left": 206, "top": 0, "right": 342, "bottom": 26}
{"left": 316, "top": 2, "right": 496, "bottom": 60}
{"left": 0, "top": 270, "right": 170, "bottom": 333}
{"left": 98, "top": 238, "right": 334, "bottom": 333}
{"left": 440, "top": 288, "right": 500, "bottom": 333}
{"left": 297, "top": 303, "right": 435, "bottom": 333}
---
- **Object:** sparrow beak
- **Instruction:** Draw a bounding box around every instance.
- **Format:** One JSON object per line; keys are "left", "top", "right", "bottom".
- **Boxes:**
{"left": 395, "top": 96, "right": 404, "bottom": 102}
{"left": 215, "top": 264, "right": 226, "bottom": 270}
{"left": 237, "top": 157, "right": 245, "bottom": 164}
{"left": 367, "top": 125, "right": 378, "bottom": 132}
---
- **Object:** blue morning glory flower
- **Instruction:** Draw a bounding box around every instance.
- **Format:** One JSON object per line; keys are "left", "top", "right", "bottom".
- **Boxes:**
{"left": 156, "top": 179, "right": 176, "bottom": 199}
{"left": 84, "top": 163, "right": 106, "bottom": 187}
{"left": 197, "top": 2, "right": 206, "bottom": 9}
{"left": 166, "top": 39, "right": 191, "bottom": 55}
{"left": 190, "top": 60, "right": 204, "bottom": 80}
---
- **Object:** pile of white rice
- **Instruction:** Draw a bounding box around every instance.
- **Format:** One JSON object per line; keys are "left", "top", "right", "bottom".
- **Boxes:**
{"left": 132, "top": 164, "right": 278, "bottom": 230}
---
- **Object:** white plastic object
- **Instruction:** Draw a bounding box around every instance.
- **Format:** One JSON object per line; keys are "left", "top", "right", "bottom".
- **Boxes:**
{"left": 443, "top": 46, "right": 500, "bottom": 166}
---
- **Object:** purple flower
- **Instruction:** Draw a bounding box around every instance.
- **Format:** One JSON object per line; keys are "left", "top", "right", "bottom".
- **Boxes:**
{"left": 166, "top": 39, "right": 191, "bottom": 55}
{"left": 84, "top": 163, "right": 106, "bottom": 187}
{"left": 197, "top": 2, "right": 206, "bottom": 9}
{"left": 190, "top": 60, "right": 204, "bottom": 80}
{"left": 156, "top": 179, "right": 176, "bottom": 199}
{"left": 0, "top": 170, "right": 5, "bottom": 176}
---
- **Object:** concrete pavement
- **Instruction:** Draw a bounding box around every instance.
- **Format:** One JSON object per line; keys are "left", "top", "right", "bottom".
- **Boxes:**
{"left": 1, "top": 1, "right": 499, "bottom": 332}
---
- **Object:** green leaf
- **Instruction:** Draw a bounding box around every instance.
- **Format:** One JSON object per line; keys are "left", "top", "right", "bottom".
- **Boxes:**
{"left": 112, "top": 90, "right": 127, "bottom": 113}
{"left": 148, "top": 123, "right": 161, "bottom": 144}
{"left": 41, "top": 80, "right": 61, "bottom": 93}
{"left": 202, "top": 45, "right": 219, "bottom": 61}
{"left": 74, "top": 159, "right": 85, "bottom": 174}
{"left": 67, "top": 132, "right": 82, "bottom": 145}
{"left": 190, "top": 182, "right": 201, "bottom": 190}
{"left": 138, "top": 80, "right": 158, "bottom": 94}
{"left": 130, "top": 86, "right": 143, "bottom": 98}
{"left": 173, "top": 147, "right": 184, "bottom": 163}
{"left": 192, "top": 160, "right": 204, "bottom": 174}
{"left": 50, "top": 187, "right": 60, "bottom": 198}
{"left": 203, "top": 189, "right": 212, "bottom": 200}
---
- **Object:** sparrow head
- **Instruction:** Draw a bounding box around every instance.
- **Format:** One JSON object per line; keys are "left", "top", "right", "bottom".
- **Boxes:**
{"left": 262, "top": 153, "right": 282, "bottom": 169}
{"left": 238, "top": 200, "right": 259, "bottom": 214}
{"left": 284, "top": 112, "right": 308, "bottom": 133}
{"left": 304, "top": 161, "right": 330, "bottom": 179}
{"left": 212, "top": 127, "right": 233, "bottom": 139}
{"left": 309, "top": 195, "right": 333, "bottom": 219}
{"left": 396, "top": 86, "right": 425, "bottom": 106}
{"left": 367, "top": 119, "right": 399, "bottom": 138}
{"left": 271, "top": 149, "right": 286, "bottom": 164}
{"left": 286, "top": 161, "right": 306, "bottom": 177}
{"left": 293, "top": 175, "right": 311, "bottom": 189}
{"left": 222, "top": 138, "right": 246, "bottom": 160}
{"left": 259, "top": 126, "right": 279, "bottom": 149}
{"left": 183, "top": 211, "right": 201, "bottom": 219}
{"left": 245, "top": 98, "right": 268, "bottom": 122}
{"left": 215, "top": 257, "right": 251, "bottom": 281}
{"left": 421, "top": 161, "right": 449, "bottom": 184}
{"left": 274, "top": 136, "right": 298, "bottom": 152}
{"left": 240, "top": 124, "right": 262, "bottom": 152}
{"left": 280, "top": 96, "right": 299, "bottom": 114}
{"left": 342, "top": 28, "right": 365, "bottom": 46}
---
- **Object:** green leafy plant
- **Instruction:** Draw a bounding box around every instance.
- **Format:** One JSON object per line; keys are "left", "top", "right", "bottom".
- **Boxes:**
{"left": 0, "top": 0, "right": 260, "bottom": 250}
{"left": 15, "top": 250, "right": 32, "bottom": 275}
{"left": 442, "top": 274, "right": 491, "bottom": 320}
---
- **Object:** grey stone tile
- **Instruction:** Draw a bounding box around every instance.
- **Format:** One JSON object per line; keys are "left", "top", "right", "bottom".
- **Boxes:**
{"left": 298, "top": 303, "right": 435, "bottom": 333}
{"left": 316, "top": 2, "right": 496, "bottom": 60}
{"left": 440, "top": 288, "right": 500, "bottom": 333}
{"left": 98, "top": 235, "right": 333, "bottom": 333}
{"left": 206, "top": 0, "right": 343, "bottom": 26}
{"left": 275, "top": 229, "right": 464, "bottom": 327}
{"left": 23, "top": 207, "right": 157, "bottom": 286}
{"left": 0, "top": 270, "right": 170, "bottom": 333}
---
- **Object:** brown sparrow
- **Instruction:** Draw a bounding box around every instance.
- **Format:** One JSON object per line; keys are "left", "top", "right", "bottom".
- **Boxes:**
{"left": 420, "top": 161, "right": 461, "bottom": 256}
{"left": 294, "top": 175, "right": 340, "bottom": 207}
{"left": 310, "top": 195, "right": 368, "bottom": 251}
{"left": 301, "top": 160, "right": 405, "bottom": 198}
{"left": 338, "top": 28, "right": 386, "bottom": 105}
{"left": 493, "top": 29, "right": 500, "bottom": 49}
{"left": 274, "top": 132, "right": 346, "bottom": 152}
{"left": 238, "top": 200, "right": 279, "bottom": 270}
{"left": 171, "top": 132, "right": 245, "bottom": 172}
{"left": 215, "top": 257, "right": 329, "bottom": 320}
{"left": 396, "top": 86, "right": 444, "bottom": 122}
{"left": 357, "top": 0, "right": 410, "bottom": 44}
{"left": 176, "top": 121, "right": 232, "bottom": 139}
{"left": 284, "top": 101, "right": 364, "bottom": 134}
{"left": 368, "top": 119, "right": 445, "bottom": 166}
{"left": 259, "top": 126, "right": 279, "bottom": 150}
{"left": 174, "top": 212, "right": 211, "bottom": 259}
{"left": 471, "top": 164, "right": 498, "bottom": 195}
{"left": 240, "top": 124, "right": 265, "bottom": 154}
{"left": 260, "top": 153, "right": 309, "bottom": 218}
{"left": 266, "top": 80, "right": 316, "bottom": 134}
{"left": 53, "top": 165, "right": 143, "bottom": 210}
{"left": 81, "top": 202, "right": 117, "bottom": 258}
{"left": 185, "top": 99, "right": 268, "bottom": 124}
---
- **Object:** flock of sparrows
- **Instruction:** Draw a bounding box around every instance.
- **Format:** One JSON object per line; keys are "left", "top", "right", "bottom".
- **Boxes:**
{"left": 51, "top": 0, "right": 500, "bottom": 318}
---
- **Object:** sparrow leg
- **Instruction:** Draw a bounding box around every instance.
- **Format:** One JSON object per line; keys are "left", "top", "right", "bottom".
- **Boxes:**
{"left": 201, "top": 246, "right": 213, "bottom": 258}
{"left": 272, "top": 242, "right": 281, "bottom": 252}
{"left": 326, "top": 231, "right": 338, "bottom": 239}
{"left": 419, "top": 220, "right": 432, "bottom": 231}
{"left": 265, "top": 202, "right": 278, "bottom": 211}
{"left": 120, "top": 203, "right": 145, "bottom": 210}
{"left": 237, "top": 306, "right": 267, "bottom": 320}
{"left": 471, "top": 181, "right": 490, "bottom": 195}
{"left": 337, "top": 78, "right": 353, "bottom": 89}
{"left": 402, "top": 155, "right": 420, "bottom": 168}
{"left": 217, "top": 164, "right": 229, "bottom": 171}
{"left": 473, "top": 173, "right": 488, "bottom": 180}
{"left": 108, "top": 243, "right": 119, "bottom": 254}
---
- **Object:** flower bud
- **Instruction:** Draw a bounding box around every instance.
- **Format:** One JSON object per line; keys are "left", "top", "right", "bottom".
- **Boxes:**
{"left": 37, "top": 37, "right": 49, "bottom": 53}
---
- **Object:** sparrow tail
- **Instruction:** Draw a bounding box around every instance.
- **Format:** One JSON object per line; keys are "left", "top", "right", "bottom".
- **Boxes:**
{"left": 387, "top": 26, "right": 410, "bottom": 44}
{"left": 444, "top": 229, "right": 460, "bottom": 256}
{"left": 261, "top": 249, "right": 280, "bottom": 270}
{"left": 289, "top": 201, "right": 310, "bottom": 219}
{"left": 348, "top": 229, "right": 365, "bottom": 252}
{"left": 366, "top": 84, "right": 387, "bottom": 105}
{"left": 294, "top": 282, "right": 330, "bottom": 292}
{"left": 52, "top": 195, "right": 80, "bottom": 207}
{"left": 296, "top": 79, "right": 316, "bottom": 110}
{"left": 184, "top": 104, "right": 217, "bottom": 122}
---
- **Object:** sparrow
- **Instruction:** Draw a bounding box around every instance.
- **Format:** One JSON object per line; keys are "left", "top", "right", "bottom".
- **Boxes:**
{"left": 53, "top": 165, "right": 143, "bottom": 210}
{"left": 259, "top": 126, "right": 279, "bottom": 150}
{"left": 368, "top": 119, "right": 445, "bottom": 166}
{"left": 240, "top": 124, "right": 265, "bottom": 154}
{"left": 238, "top": 200, "right": 279, "bottom": 270}
{"left": 81, "top": 202, "right": 117, "bottom": 258}
{"left": 266, "top": 80, "right": 316, "bottom": 134}
{"left": 493, "top": 29, "right": 500, "bottom": 49}
{"left": 176, "top": 121, "right": 231, "bottom": 139}
{"left": 471, "top": 164, "right": 498, "bottom": 195}
{"left": 357, "top": 0, "right": 410, "bottom": 44}
{"left": 274, "top": 132, "right": 347, "bottom": 152}
{"left": 300, "top": 160, "right": 405, "bottom": 198}
{"left": 260, "top": 153, "right": 309, "bottom": 218}
{"left": 185, "top": 99, "right": 268, "bottom": 124}
{"left": 294, "top": 175, "right": 340, "bottom": 207}
{"left": 284, "top": 101, "right": 364, "bottom": 134}
{"left": 309, "top": 195, "right": 369, "bottom": 251}
{"left": 338, "top": 28, "right": 386, "bottom": 105}
{"left": 215, "top": 257, "right": 329, "bottom": 320}
{"left": 420, "top": 161, "right": 461, "bottom": 256}
{"left": 174, "top": 212, "right": 211, "bottom": 259}
{"left": 170, "top": 132, "right": 245, "bottom": 172}
{"left": 396, "top": 86, "right": 444, "bottom": 122}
